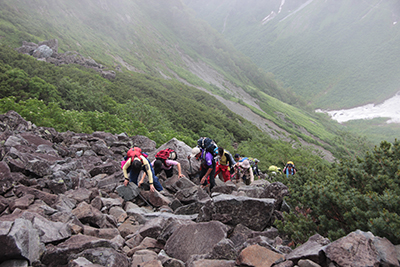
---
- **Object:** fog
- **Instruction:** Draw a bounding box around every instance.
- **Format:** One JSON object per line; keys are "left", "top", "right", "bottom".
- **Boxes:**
{"left": 316, "top": 93, "right": 400, "bottom": 124}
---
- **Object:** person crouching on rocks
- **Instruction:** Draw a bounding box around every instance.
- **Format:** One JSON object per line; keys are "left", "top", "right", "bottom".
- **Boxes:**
{"left": 188, "top": 146, "right": 216, "bottom": 191}
{"left": 238, "top": 159, "right": 254, "bottom": 185}
{"left": 123, "top": 154, "right": 163, "bottom": 193}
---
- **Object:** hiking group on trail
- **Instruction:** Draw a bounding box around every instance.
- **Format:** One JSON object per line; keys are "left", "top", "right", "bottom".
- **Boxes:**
{"left": 121, "top": 137, "right": 297, "bottom": 193}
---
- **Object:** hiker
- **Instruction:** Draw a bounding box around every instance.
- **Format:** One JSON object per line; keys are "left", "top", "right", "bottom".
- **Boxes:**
{"left": 151, "top": 148, "right": 183, "bottom": 179}
{"left": 215, "top": 147, "right": 235, "bottom": 182}
{"left": 122, "top": 148, "right": 163, "bottom": 192}
{"left": 238, "top": 159, "right": 254, "bottom": 185}
{"left": 268, "top": 165, "right": 282, "bottom": 179}
{"left": 283, "top": 161, "right": 296, "bottom": 177}
{"left": 138, "top": 157, "right": 183, "bottom": 188}
{"left": 153, "top": 158, "right": 183, "bottom": 178}
{"left": 232, "top": 153, "right": 248, "bottom": 182}
{"left": 252, "top": 158, "right": 260, "bottom": 179}
{"left": 189, "top": 146, "right": 216, "bottom": 190}
{"left": 268, "top": 165, "right": 282, "bottom": 175}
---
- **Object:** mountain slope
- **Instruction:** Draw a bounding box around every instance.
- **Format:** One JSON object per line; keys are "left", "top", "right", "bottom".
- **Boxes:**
{"left": 0, "top": 0, "right": 373, "bottom": 160}
{"left": 184, "top": 0, "right": 400, "bottom": 110}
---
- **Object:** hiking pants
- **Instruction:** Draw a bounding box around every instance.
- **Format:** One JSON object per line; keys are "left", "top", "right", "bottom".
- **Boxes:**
{"left": 215, "top": 164, "right": 230, "bottom": 182}
{"left": 200, "top": 161, "right": 216, "bottom": 190}
{"left": 130, "top": 169, "right": 164, "bottom": 192}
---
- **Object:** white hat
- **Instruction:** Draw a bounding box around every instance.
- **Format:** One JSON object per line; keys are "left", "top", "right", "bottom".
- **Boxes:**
{"left": 189, "top": 147, "right": 201, "bottom": 158}
{"left": 241, "top": 159, "right": 251, "bottom": 169}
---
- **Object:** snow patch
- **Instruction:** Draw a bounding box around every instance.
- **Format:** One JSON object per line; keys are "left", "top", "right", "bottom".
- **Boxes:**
{"left": 316, "top": 92, "right": 400, "bottom": 124}
{"left": 261, "top": 11, "right": 276, "bottom": 25}
{"left": 261, "top": 0, "right": 285, "bottom": 25}
{"left": 280, "top": 0, "right": 314, "bottom": 22}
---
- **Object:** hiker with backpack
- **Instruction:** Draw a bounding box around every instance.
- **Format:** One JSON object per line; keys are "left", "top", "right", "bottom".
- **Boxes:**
{"left": 283, "top": 161, "right": 296, "bottom": 177}
{"left": 232, "top": 153, "right": 248, "bottom": 182}
{"left": 138, "top": 148, "right": 183, "bottom": 187}
{"left": 237, "top": 159, "right": 254, "bottom": 185}
{"left": 122, "top": 147, "right": 163, "bottom": 192}
{"left": 188, "top": 144, "right": 216, "bottom": 191}
{"left": 247, "top": 157, "right": 260, "bottom": 179}
{"left": 268, "top": 165, "right": 282, "bottom": 178}
{"left": 252, "top": 158, "right": 260, "bottom": 179}
{"left": 215, "top": 147, "right": 235, "bottom": 182}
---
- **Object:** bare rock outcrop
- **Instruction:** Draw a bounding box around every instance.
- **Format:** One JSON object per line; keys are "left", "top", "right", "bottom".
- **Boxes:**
{"left": 16, "top": 39, "right": 116, "bottom": 80}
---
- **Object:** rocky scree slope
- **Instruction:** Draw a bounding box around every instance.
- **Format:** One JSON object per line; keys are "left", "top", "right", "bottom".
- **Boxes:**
{"left": 0, "top": 110, "right": 398, "bottom": 267}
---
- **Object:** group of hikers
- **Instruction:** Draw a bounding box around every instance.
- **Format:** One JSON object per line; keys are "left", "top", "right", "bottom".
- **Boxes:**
{"left": 121, "top": 137, "right": 296, "bottom": 192}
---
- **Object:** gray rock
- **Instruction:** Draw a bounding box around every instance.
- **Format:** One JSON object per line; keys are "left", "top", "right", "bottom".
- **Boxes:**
{"left": 197, "top": 194, "right": 275, "bottom": 231}
{"left": 164, "top": 221, "right": 229, "bottom": 262}
{"left": 0, "top": 219, "right": 45, "bottom": 264}
{"left": 286, "top": 233, "right": 330, "bottom": 265}
{"left": 116, "top": 183, "right": 140, "bottom": 201}
{"left": 324, "top": 231, "right": 379, "bottom": 267}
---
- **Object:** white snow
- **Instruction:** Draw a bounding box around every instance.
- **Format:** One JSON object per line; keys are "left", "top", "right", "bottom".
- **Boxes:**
{"left": 316, "top": 92, "right": 400, "bottom": 124}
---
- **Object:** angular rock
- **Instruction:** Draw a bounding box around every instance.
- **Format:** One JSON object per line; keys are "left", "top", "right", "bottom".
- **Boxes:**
{"left": 116, "top": 183, "right": 139, "bottom": 201}
{"left": 236, "top": 244, "right": 284, "bottom": 267}
{"left": 164, "top": 221, "right": 229, "bottom": 262}
{"left": 0, "top": 219, "right": 45, "bottom": 264}
{"left": 197, "top": 194, "right": 275, "bottom": 231}
{"left": 324, "top": 231, "right": 379, "bottom": 267}
{"left": 41, "top": 234, "right": 119, "bottom": 267}
{"left": 286, "top": 233, "right": 330, "bottom": 265}
{"left": 72, "top": 247, "right": 129, "bottom": 267}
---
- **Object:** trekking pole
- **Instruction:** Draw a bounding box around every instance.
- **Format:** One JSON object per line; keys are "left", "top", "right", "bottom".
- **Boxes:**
{"left": 137, "top": 189, "right": 153, "bottom": 207}
{"left": 188, "top": 156, "right": 194, "bottom": 180}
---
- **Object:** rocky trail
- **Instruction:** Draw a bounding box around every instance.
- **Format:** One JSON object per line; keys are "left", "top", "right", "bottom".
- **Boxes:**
{"left": 0, "top": 110, "right": 398, "bottom": 267}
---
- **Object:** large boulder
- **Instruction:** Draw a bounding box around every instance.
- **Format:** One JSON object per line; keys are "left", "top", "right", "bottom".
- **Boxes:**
{"left": 0, "top": 219, "right": 45, "bottom": 264}
{"left": 197, "top": 194, "right": 276, "bottom": 231}
{"left": 164, "top": 221, "right": 229, "bottom": 262}
{"left": 323, "top": 230, "right": 399, "bottom": 267}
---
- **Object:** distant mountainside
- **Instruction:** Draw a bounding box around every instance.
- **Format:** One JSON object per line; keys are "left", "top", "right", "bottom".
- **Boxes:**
{"left": 0, "top": 0, "right": 377, "bottom": 158}
{"left": 184, "top": 0, "right": 400, "bottom": 110}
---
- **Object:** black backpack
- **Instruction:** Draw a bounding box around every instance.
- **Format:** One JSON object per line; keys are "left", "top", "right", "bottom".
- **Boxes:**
{"left": 197, "top": 137, "right": 218, "bottom": 156}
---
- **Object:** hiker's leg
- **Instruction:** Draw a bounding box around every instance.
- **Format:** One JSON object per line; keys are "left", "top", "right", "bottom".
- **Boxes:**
{"left": 153, "top": 176, "right": 163, "bottom": 191}
{"left": 129, "top": 171, "right": 140, "bottom": 185}
{"left": 209, "top": 162, "right": 216, "bottom": 190}
{"left": 221, "top": 165, "right": 230, "bottom": 182}
{"left": 164, "top": 167, "right": 173, "bottom": 178}
{"left": 199, "top": 168, "right": 208, "bottom": 187}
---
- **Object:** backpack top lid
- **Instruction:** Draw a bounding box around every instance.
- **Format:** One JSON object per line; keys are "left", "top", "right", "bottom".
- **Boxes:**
{"left": 286, "top": 161, "right": 294, "bottom": 167}
{"left": 127, "top": 147, "right": 147, "bottom": 161}
{"left": 197, "top": 137, "right": 218, "bottom": 156}
{"left": 156, "top": 148, "right": 177, "bottom": 161}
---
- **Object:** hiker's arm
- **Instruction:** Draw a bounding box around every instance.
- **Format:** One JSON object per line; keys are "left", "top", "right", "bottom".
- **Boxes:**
{"left": 177, "top": 162, "right": 183, "bottom": 178}
{"left": 143, "top": 158, "right": 156, "bottom": 192}
{"left": 200, "top": 166, "right": 213, "bottom": 184}
{"left": 122, "top": 158, "right": 132, "bottom": 186}
{"left": 139, "top": 172, "right": 146, "bottom": 187}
